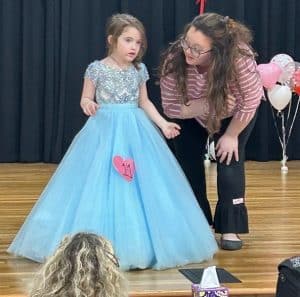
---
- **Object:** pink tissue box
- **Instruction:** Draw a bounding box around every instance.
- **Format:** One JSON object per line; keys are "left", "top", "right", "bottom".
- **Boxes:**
{"left": 191, "top": 284, "right": 229, "bottom": 297}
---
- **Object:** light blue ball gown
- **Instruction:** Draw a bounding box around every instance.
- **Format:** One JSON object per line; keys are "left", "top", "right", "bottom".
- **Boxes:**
{"left": 8, "top": 61, "right": 218, "bottom": 270}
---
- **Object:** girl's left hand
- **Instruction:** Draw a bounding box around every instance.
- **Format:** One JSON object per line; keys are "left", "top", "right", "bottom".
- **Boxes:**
{"left": 216, "top": 133, "right": 239, "bottom": 165}
{"left": 162, "top": 122, "right": 181, "bottom": 139}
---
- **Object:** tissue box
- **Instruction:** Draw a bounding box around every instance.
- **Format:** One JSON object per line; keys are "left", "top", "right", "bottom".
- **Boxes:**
{"left": 192, "top": 284, "right": 229, "bottom": 297}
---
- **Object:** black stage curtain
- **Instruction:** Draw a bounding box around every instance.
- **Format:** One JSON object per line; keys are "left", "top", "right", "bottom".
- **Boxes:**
{"left": 0, "top": 0, "right": 299, "bottom": 162}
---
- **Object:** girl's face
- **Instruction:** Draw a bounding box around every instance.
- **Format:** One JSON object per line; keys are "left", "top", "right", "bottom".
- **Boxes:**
{"left": 110, "top": 26, "right": 142, "bottom": 64}
{"left": 182, "top": 26, "right": 212, "bottom": 66}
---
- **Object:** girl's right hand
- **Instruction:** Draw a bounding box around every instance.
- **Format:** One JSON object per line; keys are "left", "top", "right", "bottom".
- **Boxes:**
{"left": 161, "top": 122, "right": 181, "bottom": 139}
{"left": 80, "top": 98, "right": 100, "bottom": 116}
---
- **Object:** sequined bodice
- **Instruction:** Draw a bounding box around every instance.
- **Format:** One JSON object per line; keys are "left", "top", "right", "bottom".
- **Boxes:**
{"left": 84, "top": 60, "right": 149, "bottom": 104}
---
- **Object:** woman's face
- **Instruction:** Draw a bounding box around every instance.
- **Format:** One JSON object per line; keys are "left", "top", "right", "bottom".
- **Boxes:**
{"left": 182, "top": 26, "right": 212, "bottom": 66}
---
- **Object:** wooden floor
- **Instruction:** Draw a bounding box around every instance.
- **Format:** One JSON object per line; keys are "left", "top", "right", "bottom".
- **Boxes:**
{"left": 1, "top": 161, "right": 300, "bottom": 297}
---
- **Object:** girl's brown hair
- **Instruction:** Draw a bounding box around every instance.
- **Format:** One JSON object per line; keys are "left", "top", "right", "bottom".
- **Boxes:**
{"left": 106, "top": 13, "right": 147, "bottom": 69}
{"left": 160, "top": 13, "right": 255, "bottom": 133}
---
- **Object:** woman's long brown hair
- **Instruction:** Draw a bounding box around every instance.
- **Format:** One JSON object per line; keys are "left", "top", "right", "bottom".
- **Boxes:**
{"left": 159, "top": 13, "right": 255, "bottom": 133}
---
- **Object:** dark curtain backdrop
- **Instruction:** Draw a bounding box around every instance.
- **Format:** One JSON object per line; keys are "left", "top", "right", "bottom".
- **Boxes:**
{"left": 0, "top": 0, "right": 299, "bottom": 163}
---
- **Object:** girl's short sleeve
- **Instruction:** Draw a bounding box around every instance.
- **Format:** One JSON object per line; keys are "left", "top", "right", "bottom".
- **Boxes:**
{"left": 84, "top": 61, "right": 99, "bottom": 86}
{"left": 139, "top": 63, "right": 150, "bottom": 85}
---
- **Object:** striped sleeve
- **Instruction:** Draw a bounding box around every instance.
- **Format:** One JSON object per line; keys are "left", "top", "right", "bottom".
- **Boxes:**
{"left": 233, "top": 55, "right": 264, "bottom": 122}
{"left": 160, "top": 74, "right": 183, "bottom": 118}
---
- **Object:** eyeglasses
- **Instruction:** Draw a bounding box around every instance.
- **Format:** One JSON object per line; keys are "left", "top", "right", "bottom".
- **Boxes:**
{"left": 180, "top": 38, "right": 211, "bottom": 58}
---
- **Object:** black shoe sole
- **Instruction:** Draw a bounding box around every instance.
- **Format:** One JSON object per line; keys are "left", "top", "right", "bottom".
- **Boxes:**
{"left": 220, "top": 239, "right": 243, "bottom": 250}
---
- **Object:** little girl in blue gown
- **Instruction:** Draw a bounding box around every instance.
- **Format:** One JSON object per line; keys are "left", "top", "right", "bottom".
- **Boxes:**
{"left": 8, "top": 13, "right": 218, "bottom": 270}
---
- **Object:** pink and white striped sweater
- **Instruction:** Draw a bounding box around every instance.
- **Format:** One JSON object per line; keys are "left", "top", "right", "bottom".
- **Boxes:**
{"left": 160, "top": 54, "right": 264, "bottom": 127}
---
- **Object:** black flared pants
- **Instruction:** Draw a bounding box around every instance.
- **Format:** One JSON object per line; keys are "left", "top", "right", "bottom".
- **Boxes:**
{"left": 168, "top": 114, "right": 257, "bottom": 234}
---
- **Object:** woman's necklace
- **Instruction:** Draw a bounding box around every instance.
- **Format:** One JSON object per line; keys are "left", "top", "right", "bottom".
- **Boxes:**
{"left": 109, "top": 55, "right": 129, "bottom": 70}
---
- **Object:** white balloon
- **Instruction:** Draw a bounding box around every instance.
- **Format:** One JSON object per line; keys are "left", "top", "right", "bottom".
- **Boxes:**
{"left": 267, "top": 85, "right": 292, "bottom": 111}
{"left": 270, "top": 54, "right": 295, "bottom": 84}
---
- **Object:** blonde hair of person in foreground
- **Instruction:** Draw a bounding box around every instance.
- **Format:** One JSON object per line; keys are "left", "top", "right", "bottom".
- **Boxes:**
{"left": 30, "top": 232, "right": 127, "bottom": 297}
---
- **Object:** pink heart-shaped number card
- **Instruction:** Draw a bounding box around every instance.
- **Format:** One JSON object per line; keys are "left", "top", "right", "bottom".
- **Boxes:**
{"left": 113, "top": 156, "right": 135, "bottom": 182}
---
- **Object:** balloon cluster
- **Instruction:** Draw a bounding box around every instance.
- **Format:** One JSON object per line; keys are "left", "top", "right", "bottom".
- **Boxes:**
{"left": 257, "top": 54, "right": 300, "bottom": 111}
{"left": 257, "top": 54, "right": 300, "bottom": 172}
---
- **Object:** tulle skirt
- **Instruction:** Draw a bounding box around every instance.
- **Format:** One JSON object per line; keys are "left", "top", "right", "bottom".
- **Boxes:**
{"left": 8, "top": 103, "right": 218, "bottom": 270}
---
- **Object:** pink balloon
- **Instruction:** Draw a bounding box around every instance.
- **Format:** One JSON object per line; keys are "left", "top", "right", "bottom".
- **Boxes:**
{"left": 293, "top": 62, "right": 300, "bottom": 85}
{"left": 257, "top": 63, "right": 282, "bottom": 89}
{"left": 294, "top": 69, "right": 300, "bottom": 85}
{"left": 286, "top": 61, "right": 300, "bottom": 89}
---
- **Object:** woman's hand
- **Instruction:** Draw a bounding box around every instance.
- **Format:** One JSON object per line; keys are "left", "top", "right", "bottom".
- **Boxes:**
{"left": 216, "top": 133, "right": 239, "bottom": 165}
{"left": 161, "top": 122, "right": 181, "bottom": 139}
{"left": 80, "top": 98, "right": 99, "bottom": 116}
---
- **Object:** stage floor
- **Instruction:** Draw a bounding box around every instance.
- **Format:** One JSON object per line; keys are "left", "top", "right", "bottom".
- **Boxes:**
{"left": 1, "top": 161, "right": 300, "bottom": 297}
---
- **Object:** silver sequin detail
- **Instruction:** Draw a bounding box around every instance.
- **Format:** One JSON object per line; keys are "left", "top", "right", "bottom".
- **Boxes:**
{"left": 84, "top": 61, "right": 149, "bottom": 104}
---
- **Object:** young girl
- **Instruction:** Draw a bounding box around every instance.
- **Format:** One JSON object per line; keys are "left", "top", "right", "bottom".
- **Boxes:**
{"left": 29, "top": 233, "right": 127, "bottom": 297}
{"left": 8, "top": 13, "right": 217, "bottom": 270}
